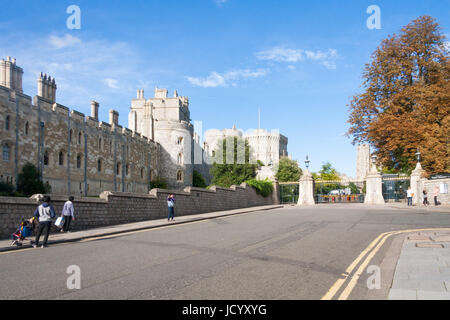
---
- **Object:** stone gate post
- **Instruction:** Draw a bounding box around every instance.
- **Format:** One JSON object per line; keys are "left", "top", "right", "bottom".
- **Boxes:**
{"left": 411, "top": 162, "right": 425, "bottom": 205}
{"left": 270, "top": 177, "right": 280, "bottom": 205}
{"left": 364, "top": 163, "right": 385, "bottom": 205}
{"left": 297, "top": 169, "right": 315, "bottom": 206}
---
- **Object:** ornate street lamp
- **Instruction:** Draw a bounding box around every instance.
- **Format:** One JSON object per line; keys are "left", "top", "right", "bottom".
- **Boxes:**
{"left": 305, "top": 155, "right": 310, "bottom": 170}
{"left": 415, "top": 148, "right": 421, "bottom": 162}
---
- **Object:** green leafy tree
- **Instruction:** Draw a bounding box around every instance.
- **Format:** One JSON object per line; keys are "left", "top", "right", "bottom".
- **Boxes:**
{"left": 193, "top": 170, "right": 207, "bottom": 188}
{"left": 210, "top": 136, "right": 257, "bottom": 188}
{"left": 314, "top": 162, "right": 342, "bottom": 195}
{"left": 17, "top": 163, "right": 49, "bottom": 197}
{"left": 275, "top": 157, "right": 303, "bottom": 182}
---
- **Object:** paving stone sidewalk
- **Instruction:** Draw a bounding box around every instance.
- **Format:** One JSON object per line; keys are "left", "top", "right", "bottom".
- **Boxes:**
{"left": 389, "top": 231, "right": 450, "bottom": 300}
{"left": 0, "top": 204, "right": 282, "bottom": 252}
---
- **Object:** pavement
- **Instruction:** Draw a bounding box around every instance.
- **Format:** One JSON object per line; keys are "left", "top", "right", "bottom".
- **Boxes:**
{"left": 0, "top": 204, "right": 283, "bottom": 252}
{"left": 388, "top": 231, "right": 450, "bottom": 300}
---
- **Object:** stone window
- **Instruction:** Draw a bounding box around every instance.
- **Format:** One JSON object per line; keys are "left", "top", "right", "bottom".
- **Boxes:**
{"left": 59, "top": 151, "right": 64, "bottom": 166}
{"left": 177, "top": 170, "right": 183, "bottom": 182}
{"left": 5, "top": 115, "right": 10, "bottom": 131}
{"left": 97, "top": 159, "right": 102, "bottom": 172}
{"left": 177, "top": 153, "right": 183, "bottom": 165}
{"left": 78, "top": 132, "right": 82, "bottom": 145}
{"left": 25, "top": 122, "right": 29, "bottom": 136}
{"left": 126, "top": 163, "right": 130, "bottom": 176}
{"left": 109, "top": 141, "right": 112, "bottom": 153}
{"left": 116, "top": 162, "right": 121, "bottom": 176}
{"left": 76, "top": 154, "right": 82, "bottom": 169}
{"left": 2, "top": 143, "right": 10, "bottom": 161}
{"left": 140, "top": 168, "right": 144, "bottom": 179}
{"left": 98, "top": 137, "right": 102, "bottom": 150}
{"left": 44, "top": 151, "right": 49, "bottom": 166}
{"left": 69, "top": 129, "right": 73, "bottom": 143}
{"left": 177, "top": 137, "right": 183, "bottom": 145}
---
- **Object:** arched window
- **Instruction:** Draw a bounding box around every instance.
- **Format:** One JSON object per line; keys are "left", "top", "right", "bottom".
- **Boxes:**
{"left": 44, "top": 151, "right": 49, "bottom": 166}
{"left": 59, "top": 151, "right": 64, "bottom": 166}
{"left": 177, "top": 137, "right": 183, "bottom": 145}
{"left": 69, "top": 129, "right": 73, "bottom": 143}
{"left": 76, "top": 154, "right": 81, "bottom": 169}
{"left": 116, "top": 162, "right": 121, "bottom": 175}
{"left": 78, "top": 132, "right": 82, "bottom": 144}
{"left": 2, "top": 144, "right": 10, "bottom": 161}
{"left": 177, "top": 170, "right": 183, "bottom": 182}
{"left": 98, "top": 137, "right": 102, "bottom": 150}
{"left": 25, "top": 122, "right": 29, "bottom": 135}
{"left": 97, "top": 159, "right": 102, "bottom": 172}
{"left": 177, "top": 153, "right": 183, "bottom": 165}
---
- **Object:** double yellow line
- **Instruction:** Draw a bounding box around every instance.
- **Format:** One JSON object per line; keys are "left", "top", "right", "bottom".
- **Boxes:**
{"left": 321, "top": 228, "right": 450, "bottom": 300}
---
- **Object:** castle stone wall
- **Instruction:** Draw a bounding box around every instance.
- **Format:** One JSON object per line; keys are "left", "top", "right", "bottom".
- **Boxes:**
{"left": 0, "top": 183, "right": 274, "bottom": 239}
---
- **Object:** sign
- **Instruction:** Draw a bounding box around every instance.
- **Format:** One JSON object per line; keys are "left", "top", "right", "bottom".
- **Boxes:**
{"left": 440, "top": 183, "right": 448, "bottom": 194}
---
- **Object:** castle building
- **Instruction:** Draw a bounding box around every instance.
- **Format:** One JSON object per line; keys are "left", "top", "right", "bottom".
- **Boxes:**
{"left": 0, "top": 57, "right": 159, "bottom": 196}
{"left": 203, "top": 126, "right": 289, "bottom": 177}
{"left": 129, "top": 88, "right": 196, "bottom": 189}
{"left": 0, "top": 57, "right": 288, "bottom": 195}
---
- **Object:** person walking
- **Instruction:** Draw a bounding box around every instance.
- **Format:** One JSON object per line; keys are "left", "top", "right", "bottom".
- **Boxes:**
{"left": 167, "top": 194, "right": 175, "bottom": 221}
{"left": 423, "top": 189, "right": 429, "bottom": 206}
{"left": 33, "top": 196, "right": 56, "bottom": 248}
{"left": 61, "top": 196, "right": 75, "bottom": 233}
{"left": 406, "top": 187, "right": 413, "bottom": 206}
{"left": 433, "top": 186, "right": 439, "bottom": 206}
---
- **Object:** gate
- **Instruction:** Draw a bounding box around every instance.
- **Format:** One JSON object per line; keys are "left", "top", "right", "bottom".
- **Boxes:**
{"left": 279, "top": 183, "right": 299, "bottom": 204}
{"left": 314, "top": 180, "right": 365, "bottom": 204}
{"left": 382, "top": 175, "right": 410, "bottom": 203}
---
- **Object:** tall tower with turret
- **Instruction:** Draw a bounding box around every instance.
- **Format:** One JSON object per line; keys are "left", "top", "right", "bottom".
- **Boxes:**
{"left": 129, "top": 88, "right": 194, "bottom": 189}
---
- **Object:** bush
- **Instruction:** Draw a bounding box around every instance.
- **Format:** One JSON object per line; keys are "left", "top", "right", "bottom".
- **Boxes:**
{"left": 16, "top": 163, "right": 49, "bottom": 197}
{"left": 193, "top": 171, "right": 207, "bottom": 188}
{"left": 245, "top": 179, "right": 274, "bottom": 198}
{"left": 0, "top": 182, "right": 14, "bottom": 196}
{"left": 150, "top": 177, "right": 168, "bottom": 190}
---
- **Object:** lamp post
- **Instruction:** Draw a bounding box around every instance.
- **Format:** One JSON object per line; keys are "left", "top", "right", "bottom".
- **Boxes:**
{"left": 415, "top": 148, "right": 421, "bottom": 163}
{"left": 305, "top": 155, "right": 310, "bottom": 170}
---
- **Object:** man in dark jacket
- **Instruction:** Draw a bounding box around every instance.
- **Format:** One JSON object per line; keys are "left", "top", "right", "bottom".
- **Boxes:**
{"left": 33, "top": 196, "right": 56, "bottom": 248}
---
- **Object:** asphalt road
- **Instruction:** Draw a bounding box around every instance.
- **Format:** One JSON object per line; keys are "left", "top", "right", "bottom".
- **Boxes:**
{"left": 1, "top": 204, "right": 450, "bottom": 300}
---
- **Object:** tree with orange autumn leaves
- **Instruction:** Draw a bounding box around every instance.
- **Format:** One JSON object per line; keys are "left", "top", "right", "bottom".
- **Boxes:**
{"left": 347, "top": 16, "right": 449, "bottom": 175}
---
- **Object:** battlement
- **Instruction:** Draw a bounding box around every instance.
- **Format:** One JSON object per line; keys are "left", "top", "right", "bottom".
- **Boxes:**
{"left": 0, "top": 56, "right": 23, "bottom": 93}
{"left": 37, "top": 72, "right": 57, "bottom": 103}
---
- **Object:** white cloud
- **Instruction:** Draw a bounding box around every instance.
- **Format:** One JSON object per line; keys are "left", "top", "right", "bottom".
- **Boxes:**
{"left": 215, "top": 0, "right": 227, "bottom": 7}
{"left": 187, "top": 68, "right": 268, "bottom": 88}
{"left": 256, "top": 46, "right": 339, "bottom": 69}
{"left": 49, "top": 34, "right": 82, "bottom": 49}
{"left": 104, "top": 78, "right": 119, "bottom": 89}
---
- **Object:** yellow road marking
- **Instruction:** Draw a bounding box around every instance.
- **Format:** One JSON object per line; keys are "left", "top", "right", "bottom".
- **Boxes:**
{"left": 322, "top": 228, "right": 450, "bottom": 300}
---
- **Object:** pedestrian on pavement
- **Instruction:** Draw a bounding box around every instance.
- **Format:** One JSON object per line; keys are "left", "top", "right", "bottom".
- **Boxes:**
{"left": 406, "top": 187, "right": 413, "bottom": 206}
{"left": 61, "top": 196, "right": 75, "bottom": 233}
{"left": 167, "top": 194, "right": 175, "bottom": 221}
{"left": 33, "top": 196, "right": 56, "bottom": 248}
{"left": 433, "top": 186, "right": 439, "bottom": 206}
{"left": 422, "top": 189, "right": 429, "bottom": 206}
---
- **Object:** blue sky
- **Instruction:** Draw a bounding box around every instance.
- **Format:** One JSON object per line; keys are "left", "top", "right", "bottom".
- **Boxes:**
{"left": 1, "top": 0, "right": 449, "bottom": 177}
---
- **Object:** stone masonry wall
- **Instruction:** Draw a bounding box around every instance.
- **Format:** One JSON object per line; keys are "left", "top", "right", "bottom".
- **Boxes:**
{"left": 419, "top": 178, "right": 450, "bottom": 205}
{"left": 0, "top": 183, "right": 273, "bottom": 239}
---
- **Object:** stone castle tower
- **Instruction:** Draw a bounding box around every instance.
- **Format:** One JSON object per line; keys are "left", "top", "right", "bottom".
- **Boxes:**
{"left": 356, "top": 144, "right": 371, "bottom": 181}
{"left": 129, "top": 88, "right": 194, "bottom": 189}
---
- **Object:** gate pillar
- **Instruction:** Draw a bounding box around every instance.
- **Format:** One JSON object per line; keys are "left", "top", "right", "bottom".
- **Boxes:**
{"left": 411, "top": 162, "right": 425, "bottom": 205}
{"left": 364, "top": 164, "right": 385, "bottom": 205}
{"left": 297, "top": 169, "right": 315, "bottom": 206}
{"left": 270, "top": 177, "right": 280, "bottom": 205}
